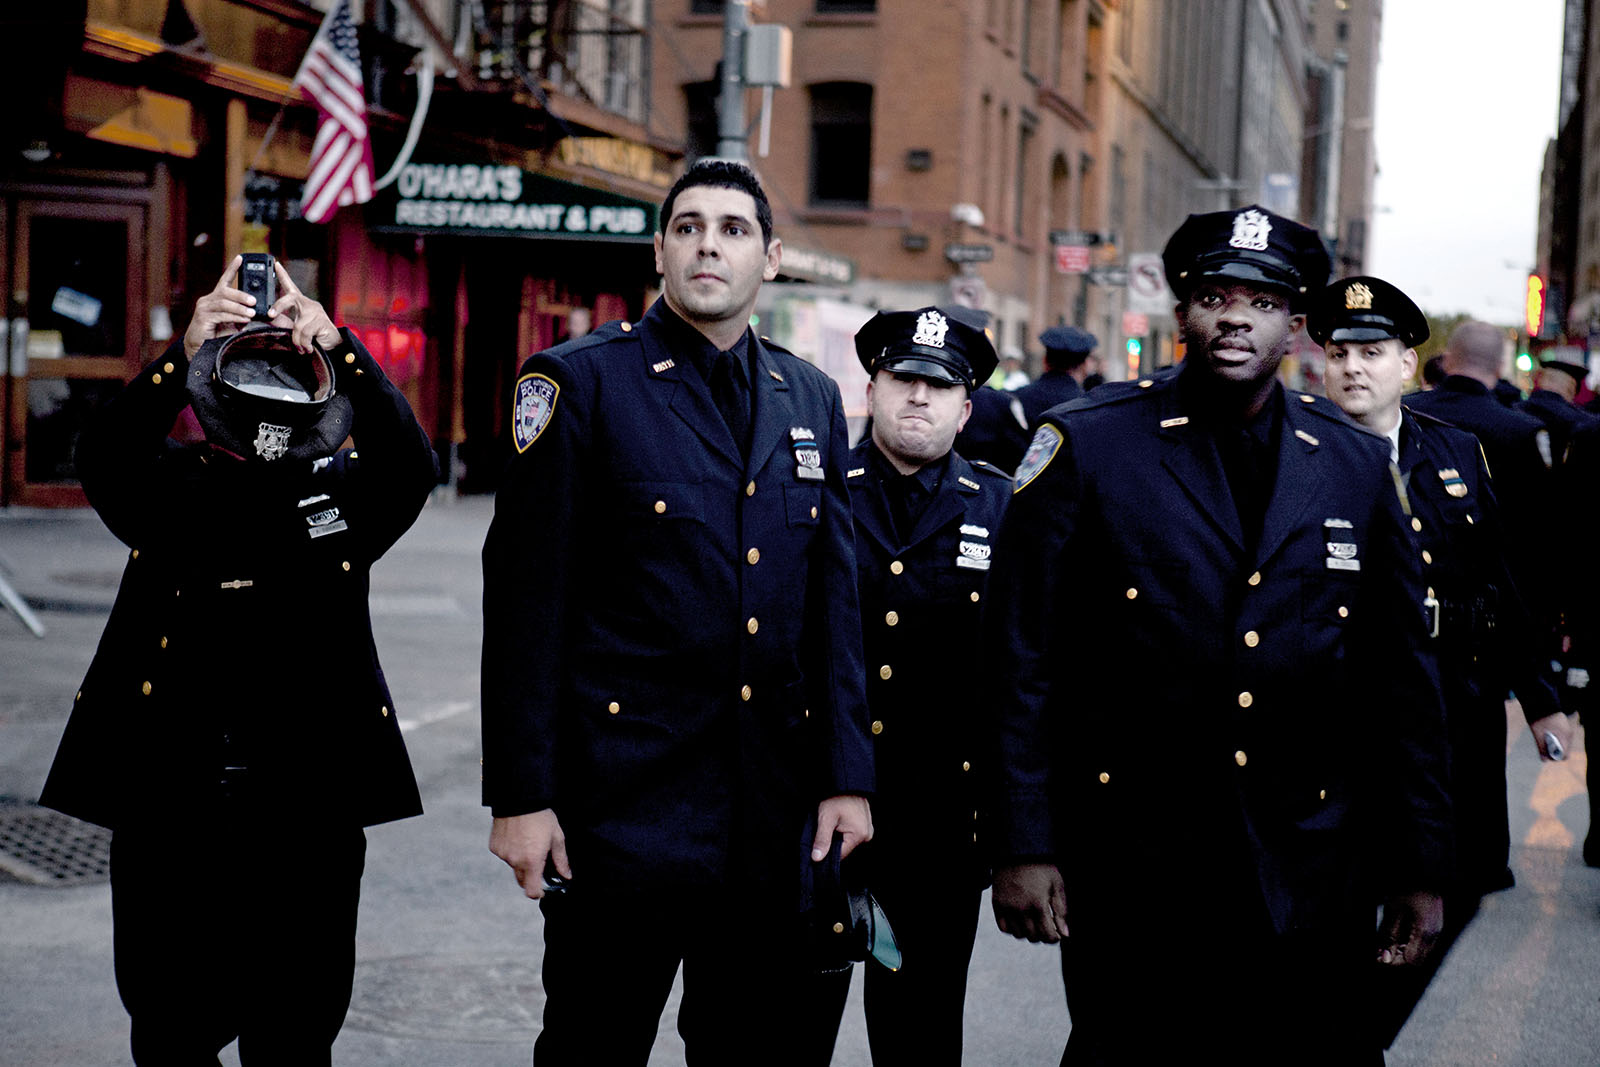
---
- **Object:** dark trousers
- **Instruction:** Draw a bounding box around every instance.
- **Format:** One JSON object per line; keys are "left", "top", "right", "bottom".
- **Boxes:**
{"left": 110, "top": 809, "right": 367, "bottom": 1066}
{"left": 805, "top": 874, "right": 983, "bottom": 1066}
{"left": 1057, "top": 908, "right": 1381, "bottom": 1066}
{"left": 1446, "top": 683, "right": 1515, "bottom": 891}
{"left": 534, "top": 885, "right": 835, "bottom": 1067}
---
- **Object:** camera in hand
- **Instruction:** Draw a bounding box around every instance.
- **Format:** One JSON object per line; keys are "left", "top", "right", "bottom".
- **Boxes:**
{"left": 239, "top": 253, "right": 277, "bottom": 322}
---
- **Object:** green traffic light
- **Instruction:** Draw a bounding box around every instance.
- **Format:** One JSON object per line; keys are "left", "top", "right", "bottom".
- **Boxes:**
{"left": 1516, "top": 353, "right": 1533, "bottom": 372}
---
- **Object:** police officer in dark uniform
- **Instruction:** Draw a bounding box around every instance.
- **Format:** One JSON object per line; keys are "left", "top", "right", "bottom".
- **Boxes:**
{"left": 1516, "top": 353, "right": 1597, "bottom": 461}
{"left": 809, "top": 307, "right": 1009, "bottom": 1065}
{"left": 1310, "top": 276, "right": 1574, "bottom": 1044}
{"left": 481, "top": 159, "right": 875, "bottom": 1066}
{"left": 953, "top": 382, "right": 1030, "bottom": 475}
{"left": 1015, "top": 325, "right": 1098, "bottom": 424}
{"left": 1555, "top": 422, "right": 1600, "bottom": 867}
{"left": 39, "top": 256, "right": 437, "bottom": 1065}
{"left": 983, "top": 206, "right": 1452, "bottom": 1066}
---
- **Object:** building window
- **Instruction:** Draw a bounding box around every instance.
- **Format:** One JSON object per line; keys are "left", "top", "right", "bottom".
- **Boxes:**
{"left": 1015, "top": 117, "right": 1037, "bottom": 238}
{"left": 810, "top": 82, "right": 873, "bottom": 207}
{"left": 816, "top": 0, "right": 876, "bottom": 11}
{"left": 684, "top": 80, "right": 719, "bottom": 161}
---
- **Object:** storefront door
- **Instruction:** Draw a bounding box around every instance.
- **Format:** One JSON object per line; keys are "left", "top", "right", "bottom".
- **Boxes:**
{"left": 2, "top": 199, "right": 147, "bottom": 507}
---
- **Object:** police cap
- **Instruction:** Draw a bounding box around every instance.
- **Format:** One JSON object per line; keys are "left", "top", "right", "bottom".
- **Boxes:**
{"left": 1162, "top": 204, "right": 1330, "bottom": 311}
{"left": 855, "top": 306, "right": 998, "bottom": 390}
{"left": 189, "top": 325, "right": 353, "bottom": 462}
{"left": 1038, "top": 325, "right": 1098, "bottom": 356}
{"left": 1307, "top": 276, "right": 1429, "bottom": 349}
{"left": 1538, "top": 352, "right": 1590, "bottom": 382}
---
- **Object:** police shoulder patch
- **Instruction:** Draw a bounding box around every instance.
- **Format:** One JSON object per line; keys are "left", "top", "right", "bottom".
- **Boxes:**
{"left": 1014, "top": 424, "right": 1063, "bottom": 493}
{"left": 512, "top": 372, "right": 559, "bottom": 454}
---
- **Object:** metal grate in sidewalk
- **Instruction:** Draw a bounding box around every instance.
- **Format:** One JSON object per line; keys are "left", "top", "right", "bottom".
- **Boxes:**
{"left": 0, "top": 800, "right": 112, "bottom": 886}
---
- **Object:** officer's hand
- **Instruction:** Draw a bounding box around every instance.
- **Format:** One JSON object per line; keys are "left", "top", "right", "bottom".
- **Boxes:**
{"left": 992, "top": 862, "right": 1069, "bottom": 944}
{"left": 267, "top": 260, "right": 343, "bottom": 354}
{"left": 1376, "top": 890, "right": 1443, "bottom": 966}
{"left": 1529, "top": 711, "right": 1576, "bottom": 761}
{"left": 813, "top": 795, "right": 873, "bottom": 861}
{"left": 488, "top": 809, "right": 570, "bottom": 900}
{"left": 182, "top": 255, "right": 257, "bottom": 359}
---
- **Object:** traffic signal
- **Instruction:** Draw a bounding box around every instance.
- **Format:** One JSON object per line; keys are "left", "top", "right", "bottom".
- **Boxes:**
{"left": 1516, "top": 352, "right": 1533, "bottom": 373}
{"left": 1526, "top": 274, "right": 1545, "bottom": 338}
{"left": 1126, "top": 337, "right": 1141, "bottom": 358}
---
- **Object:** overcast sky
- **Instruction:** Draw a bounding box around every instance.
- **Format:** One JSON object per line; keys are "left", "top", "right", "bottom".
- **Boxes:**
{"left": 1367, "top": 0, "right": 1566, "bottom": 326}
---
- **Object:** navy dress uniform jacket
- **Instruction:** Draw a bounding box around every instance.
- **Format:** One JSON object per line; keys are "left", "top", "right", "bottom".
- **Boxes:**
{"left": 1516, "top": 388, "right": 1597, "bottom": 463}
{"left": 847, "top": 442, "right": 1010, "bottom": 887}
{"left": 1014, "top": 370, "right": 1083, "bottom": 427}
{"left": 953, "top": 386, "right": 1030, "bottom": 476}
{"left": 480, "top": 300, "right": 874, "bottom": 894}
{"left": 983, "top": 377, "right": 1452, "bottom": 938}
{"left": 40, "top": 331, "right": 436, "bottom": 831}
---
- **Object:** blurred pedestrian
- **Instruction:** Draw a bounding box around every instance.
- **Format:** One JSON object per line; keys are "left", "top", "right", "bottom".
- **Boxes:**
{"left": 1015, "top": 325, "right": 1098, "bottom": 425}
{"left": 39, "top": 255, "right": 438, "bottom": 1064}
{"left": 1516, "top": 354, "right": 1597, "bottom": 462}
{"left": 983, "top": 206, "right": 1452, "bottom": 1065}
{"left": 810, "top": 307, "right": 1010, "bottom": 1065}
{"left": 1311, "top": 275, "right": 1573, "bottom": 1044}
{"left": 480, "top": 159, "right": 874, "bottom": 1066}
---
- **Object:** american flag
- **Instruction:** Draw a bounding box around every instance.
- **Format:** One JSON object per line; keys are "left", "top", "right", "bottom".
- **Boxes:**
{"left": 293, "top": 0, "right": 374, "bottom": 223}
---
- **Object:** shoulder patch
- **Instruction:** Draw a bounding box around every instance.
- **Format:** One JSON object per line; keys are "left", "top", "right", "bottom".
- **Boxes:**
{"left": 1014, "top": 424, "right": 1063, "bottom": 493}
{"left": 512, "top": 373, "right": 559, "bottom": 454}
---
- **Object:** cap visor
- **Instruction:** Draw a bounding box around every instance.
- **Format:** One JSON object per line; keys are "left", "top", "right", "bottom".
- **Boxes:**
{"left": 877, "top": 357, "right": 967, "bottom": 385}
{"left": 1330, "top": 325, "right": 1400, "bottom": 344}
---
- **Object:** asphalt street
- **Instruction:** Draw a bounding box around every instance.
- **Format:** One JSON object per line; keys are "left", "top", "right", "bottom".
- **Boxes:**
{"left": 2, "top": 497, "right": 1597, "bottom": 1066}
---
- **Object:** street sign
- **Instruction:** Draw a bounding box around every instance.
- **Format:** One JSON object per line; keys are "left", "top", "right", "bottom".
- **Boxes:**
{"left": 1122, "top": 311, "right": 1150, "bottom": 336}
{"left": 950, "top": 274, "right": 987, "bottom": 308}
{"left": 1055, "top": 245, "right": 1090, "bottom": 274}
{"left": 945, "top": 243, "right": 994, "bottom": 264}
{"left": 1089, "top": 266, "right": 1130, "bottom": 286}
{"left": 1126, "top": 253, "right": 1173, "bottom": 315}
{"left": 1050, "top": 229, "right": 1104, "bottom": 247}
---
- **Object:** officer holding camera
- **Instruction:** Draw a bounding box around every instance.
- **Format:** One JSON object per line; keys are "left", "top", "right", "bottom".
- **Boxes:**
{"left": 40, "top": 254, "right": 438, "bottom": 1064}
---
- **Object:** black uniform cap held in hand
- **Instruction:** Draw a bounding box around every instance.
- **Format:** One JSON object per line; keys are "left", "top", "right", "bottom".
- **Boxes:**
{"left": 1162, "top": 205, "right": 1331, "bottom": 312}
{"left": 854, "top": 306, "right": 999, "bottom": 390}
{"left": 1307, "top": 276, "right": 1430, "bottom": 349}
{"left": 188, "top": 325, "right": 354, "bottom": 463}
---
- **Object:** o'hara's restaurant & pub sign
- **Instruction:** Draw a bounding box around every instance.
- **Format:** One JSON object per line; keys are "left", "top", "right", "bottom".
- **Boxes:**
{"left": 369, "top": 162, "right": 658, "bottom": 242}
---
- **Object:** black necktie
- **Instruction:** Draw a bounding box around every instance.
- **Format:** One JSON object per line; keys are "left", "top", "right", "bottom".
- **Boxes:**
{"left": 710, "top": 350, "right": 750, "bottom": 460}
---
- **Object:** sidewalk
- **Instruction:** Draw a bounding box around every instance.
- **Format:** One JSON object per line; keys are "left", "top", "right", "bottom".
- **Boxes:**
{"left": 2, "top": 499, "right": 1597, "bottom": 1065}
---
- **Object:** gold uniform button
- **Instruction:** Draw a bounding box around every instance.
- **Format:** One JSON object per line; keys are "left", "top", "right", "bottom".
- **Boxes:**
{"left": 1466, "top": 514, "right": 1475, "bottom": 525}
{"left": 1125, "top": 587, "right": 1138, "bottom": 600}
{"left": 342, "top": 561, "right": 351, "bottom": 572}
{"left": 879, "top": 665, "right": 893, "bottom": 680}
{"left": 608, "top": 701, "right": 620, "bottom": 714}
{"left": 621, "top": 322, "right": 633, "bottom": 333}
{"left": 1337, "top": 606, "right": 1349, "bottom": 618}
{"left": 962, "top": 761, "right": 971, "bottom": 772}
{"left": 871, "top": 720, "right": 884, "bottom": 735}
{"left": 747, "top": 617, "right": 759, "bottom": 635}
{"left": 151, "top": 372, "right": 162, "bottom": 384}
{"left": 810, "top": 506, "right": 818, "bottom": 519}
{"left": 164, "top": 362, "right": 176, "bottom": 374}
{"left": 740, "top": 685, "right": 752, "bottom": 701}
{"left": 141, "top": 681, "right": 152, "bottom": 696}
{"left": 345, "top": 352, "right": 356, "bottom": 364}
{"left": 1243, "top": 631, "right": 1259, "bottom": 648}
{"left": 970, "top": 591, "right": 980, "bottom": 603}
{"left": 1411, "top": 518, "right": 1423, "bottom": 532}
{"left": 1139, "top": 379, "right": 1153, "bottom": 389}
{"left": 1248, "top": 571, "right": 1262, "bottom": 586}
{"left": 654, "top": 500, "right": 667, "bottom": 514}
{"left": 746, "top": 481, "right": 756, "bottom": 496}
{"left": 1319, "top": 789, "right": 1327, "bottom": 800}
{"left": 131, "top": 549, "right": 139, "bottom": 560}
{"left": 890, "top": 560, "right": 904, "bottom": 575}
{"left": 885, "top": 611, "right": 899, "bottom": 627}
{"left": 349, "top": 451, "right": 358, "bottom": 460}
{"left": 1235, "top": 750, "right": 1248, "bottom": 766}
{"left": 159, "top": 636, "right": 168, "bottom": 649}
{"left": 832, "top": 922, "right": 845, "bottom": 934}
{"left": 1238, "top": 691, "right": 1253, "bottom": 708}
{"left": 381, "top": 706, "right": 389, "bottom": 717}
{"left": 747, "top": 548, "right": 760, "bottom": 565}
{"left": 76, "top": 690, "right": 82, "bottom": 702}
{"left": 1098, "top": 771, "right": 1110, "bottom": 784}
{"left": 1421, "top": 550, "right": 1433, "bottom": 565}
